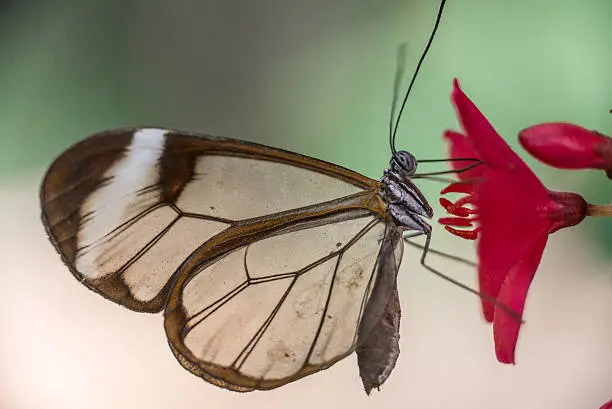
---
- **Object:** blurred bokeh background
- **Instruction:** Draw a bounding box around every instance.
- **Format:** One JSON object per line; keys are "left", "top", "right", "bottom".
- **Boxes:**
{"left": 1, "top": 0, "right": 611, "bottom": 408}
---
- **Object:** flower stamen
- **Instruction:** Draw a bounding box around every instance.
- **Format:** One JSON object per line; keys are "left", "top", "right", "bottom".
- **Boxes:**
{"left": 440, "top": 181, "right": 475, "bottom": 195}
{"left": 443, "top": 225, "right": 480, "bottom": 240}
{"left": 438, "top": 216, "right": 474, "bottom": 227}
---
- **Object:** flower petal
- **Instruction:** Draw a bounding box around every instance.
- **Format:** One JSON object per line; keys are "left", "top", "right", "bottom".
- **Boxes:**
{"left": 599, "top": 399, "right": 612, "bottom": 409}
{"left": 476, "top": 170, "right": 551, "bottom": 321}
{"left": 443, "top": 130, "right": 485, "bottom": 180}
{"left": 519, "top": 122, "right": 612, "bottom": 170}
{"left": 492, "top": 231, "right": 548, "bottom": 364}
{"left": 451, "top": 79, "right": 533, "bottom": 177}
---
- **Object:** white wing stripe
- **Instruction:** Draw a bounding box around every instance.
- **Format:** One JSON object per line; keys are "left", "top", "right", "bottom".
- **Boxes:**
{"left": 122, "top": 217, "right": 229, "bottom": 302}
{"left": 75, "top": 205, "right": 177, "bottom": 279}
{"left": 76, "top": 129, "right": 167, "bottom": 276}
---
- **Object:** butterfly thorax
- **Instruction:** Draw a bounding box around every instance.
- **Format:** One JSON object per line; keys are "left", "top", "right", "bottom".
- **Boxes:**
{"left": 380, "top": 150, "right": 433, "bottom": 233}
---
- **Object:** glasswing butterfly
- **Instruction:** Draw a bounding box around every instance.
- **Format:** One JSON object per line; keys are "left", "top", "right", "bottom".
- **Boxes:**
{"left": 39, "top": 0, "right": 462, "bottom": 394}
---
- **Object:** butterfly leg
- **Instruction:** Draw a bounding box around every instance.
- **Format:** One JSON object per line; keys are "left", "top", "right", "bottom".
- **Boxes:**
{"left": 403, "top": 233, "right": 476, "bottom": 267}
{"left": 412, "top": 228, "right": 522, "bottom": 322}
{"left": 404, "top": 226, "right": 484, "bottom": 297}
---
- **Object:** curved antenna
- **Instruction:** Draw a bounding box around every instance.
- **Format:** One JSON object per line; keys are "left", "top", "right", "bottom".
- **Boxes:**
{"left": 390, "top": 0, "right": 448, "bottom": 152}
{"left": 389, "top": 44, "right": 408, "bottom": 154}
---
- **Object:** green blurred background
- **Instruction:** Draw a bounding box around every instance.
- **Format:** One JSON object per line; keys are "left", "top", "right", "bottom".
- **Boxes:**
{"left": 1, "top": 1, "right": 611, "bottom": 408}
{"left": 1, "top": 0, "right": 611, "bottom": 250}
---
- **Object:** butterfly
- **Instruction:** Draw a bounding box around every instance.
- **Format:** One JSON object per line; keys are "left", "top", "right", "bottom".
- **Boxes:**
{"left": 40, "top": 0, "right": 451, "bottom": 395}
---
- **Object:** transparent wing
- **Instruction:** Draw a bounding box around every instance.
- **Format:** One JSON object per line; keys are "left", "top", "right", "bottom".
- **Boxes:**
{"left": 164, "top": 214, "right": 405, "bottom": 391}
{"left": 40, "top": 128, "right": 382, "bottom": 312}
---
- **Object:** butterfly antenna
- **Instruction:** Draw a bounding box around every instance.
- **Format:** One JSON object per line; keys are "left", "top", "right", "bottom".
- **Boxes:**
{"left": 390, "top": 0, "right": 448, "bottom": 152}
{"left": 389, "top": 43, "right": 408, "bottom": 154}
{"left": 414, "top": 160, "right": 483, "bottom": 177}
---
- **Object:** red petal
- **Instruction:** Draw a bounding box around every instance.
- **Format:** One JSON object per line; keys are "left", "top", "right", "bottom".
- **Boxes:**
{"left": 476, "top": 170, "right": 552, "bottom": 322}
{"left": 443, "top": 130, "right": 485, "bottom": 180}
{"left": 519, "top": 122, "right": 612, "bottom": 170}
{"left": 451, "top": 79, "right": 536, "bottom": 178}
{"left": 599, "top": 399, "right": 612, "bottom": 409}
{"left": 492, "top": 232, "right": 549, "bottom": 364}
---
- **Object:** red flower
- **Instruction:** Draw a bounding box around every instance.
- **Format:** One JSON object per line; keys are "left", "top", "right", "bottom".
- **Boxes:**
{"left": 519, "top": 122, "right": 612, "bottom": 174}
{"left": 600, "top": 399, "right": 612, "bottom": 409}
{"left": 438, "top": 79, "right": 587, "bottom": 364}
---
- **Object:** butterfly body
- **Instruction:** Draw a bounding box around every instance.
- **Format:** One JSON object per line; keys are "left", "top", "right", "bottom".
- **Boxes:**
{"left": 382, "top": 151, "right": 434, "bottom": 233}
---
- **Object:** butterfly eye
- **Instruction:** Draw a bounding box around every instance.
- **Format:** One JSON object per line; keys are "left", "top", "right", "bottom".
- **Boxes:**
{"left": 391, "top": 150, "right": 418, "bottom": 176}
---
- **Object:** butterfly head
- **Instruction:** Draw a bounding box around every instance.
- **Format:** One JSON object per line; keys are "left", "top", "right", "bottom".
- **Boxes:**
{"left": 390, "top": 150, "right": 418, "bottom": 177}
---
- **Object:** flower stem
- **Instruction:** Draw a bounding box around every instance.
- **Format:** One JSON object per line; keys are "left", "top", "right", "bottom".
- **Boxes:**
{"left": 587, "top": 203, "right": 612, "bottom": 217}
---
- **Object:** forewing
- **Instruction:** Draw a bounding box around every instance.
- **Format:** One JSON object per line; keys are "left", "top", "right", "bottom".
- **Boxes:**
{"left": 164, "top": 214, "right": 405, "bottom": 391}
{"left": 40, "top": 127, "right": 380, "bottom": 312}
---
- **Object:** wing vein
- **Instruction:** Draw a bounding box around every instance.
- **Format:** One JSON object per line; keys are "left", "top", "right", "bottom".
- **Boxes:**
{"left": 116, "top": 214, "right": 183, "bottom": 275}
{"left": 181, "top": 212, "right": 235, "bottom": 224}
{"left": 232, "top": 277, "right": 300, "bottom": 372}
{"left": 76, "top": 202, "right": 175, "bottom": 253}
{"left": 303, "top": 252, "right": 343, "bottom": 366}
{"left": 300, "top": 218, "right": 381, "bottom": 366}
{"left": 184, "top": 281, "right": 250, "bottom": 334}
